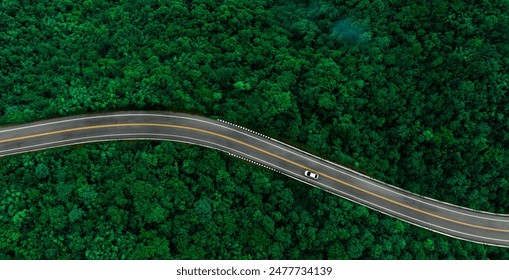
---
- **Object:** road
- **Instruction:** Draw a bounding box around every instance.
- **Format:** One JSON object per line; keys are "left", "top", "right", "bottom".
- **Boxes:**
{"left": 1, "top": 111, "right": 509, "bottom": 247}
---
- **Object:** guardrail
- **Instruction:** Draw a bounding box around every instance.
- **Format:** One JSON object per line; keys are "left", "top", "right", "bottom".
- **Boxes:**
{"left": 217, "top": 118, "right": 504, "bottom": 217}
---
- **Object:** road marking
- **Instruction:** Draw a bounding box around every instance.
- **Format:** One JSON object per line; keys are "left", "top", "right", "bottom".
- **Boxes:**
{"left": 1, "top": 122, "right": 509, "bottom": 234}
{"left": 3, "top": 130, "right": 507, "bottom": 245}
{"left": 6, "top": 112, "right": 506, "bottom": 222}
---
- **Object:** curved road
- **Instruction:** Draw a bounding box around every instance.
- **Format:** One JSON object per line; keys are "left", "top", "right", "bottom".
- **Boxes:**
{"left": 1, "top": 111, "right": 509, "bottom": 247}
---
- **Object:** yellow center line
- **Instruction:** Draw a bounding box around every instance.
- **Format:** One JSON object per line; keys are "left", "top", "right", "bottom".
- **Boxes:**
{"left": 1, "top": 122, "right": 509, "bottom": 234}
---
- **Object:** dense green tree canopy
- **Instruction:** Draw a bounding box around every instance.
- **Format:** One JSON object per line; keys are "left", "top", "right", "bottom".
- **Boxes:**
{"left": 1, "top": 0, "right": 509, "bottom": 259}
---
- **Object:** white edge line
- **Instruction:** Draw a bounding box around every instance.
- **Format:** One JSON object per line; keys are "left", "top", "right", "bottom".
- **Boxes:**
{"left": 1, "top": 132, "right": 507, "bottom": 247}
{"left": 1, "top": 112, "right": 508, "bottom": 223}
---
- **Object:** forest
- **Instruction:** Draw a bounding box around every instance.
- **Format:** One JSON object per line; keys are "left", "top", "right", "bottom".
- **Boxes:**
{"left": 0, "top": 0, "right": 509, "bottom": 259}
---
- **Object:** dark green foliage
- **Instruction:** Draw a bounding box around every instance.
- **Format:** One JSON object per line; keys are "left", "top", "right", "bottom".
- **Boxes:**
{"left": 1, "top": 0, "right": 509, "bottom": 259}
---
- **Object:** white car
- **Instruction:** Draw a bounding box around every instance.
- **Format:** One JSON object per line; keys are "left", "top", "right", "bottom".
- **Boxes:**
{"left": 304, "top": 170, "right": 319, "bottom": 179}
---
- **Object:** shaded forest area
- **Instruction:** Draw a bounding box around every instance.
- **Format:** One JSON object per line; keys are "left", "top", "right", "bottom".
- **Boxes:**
{"left": 1, "top": 0, "right": 509, "bottom": 259}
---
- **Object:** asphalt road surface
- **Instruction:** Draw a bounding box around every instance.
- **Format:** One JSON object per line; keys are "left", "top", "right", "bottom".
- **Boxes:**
{"left": 1, "top": 111, "right": 509, "bottom": 247}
